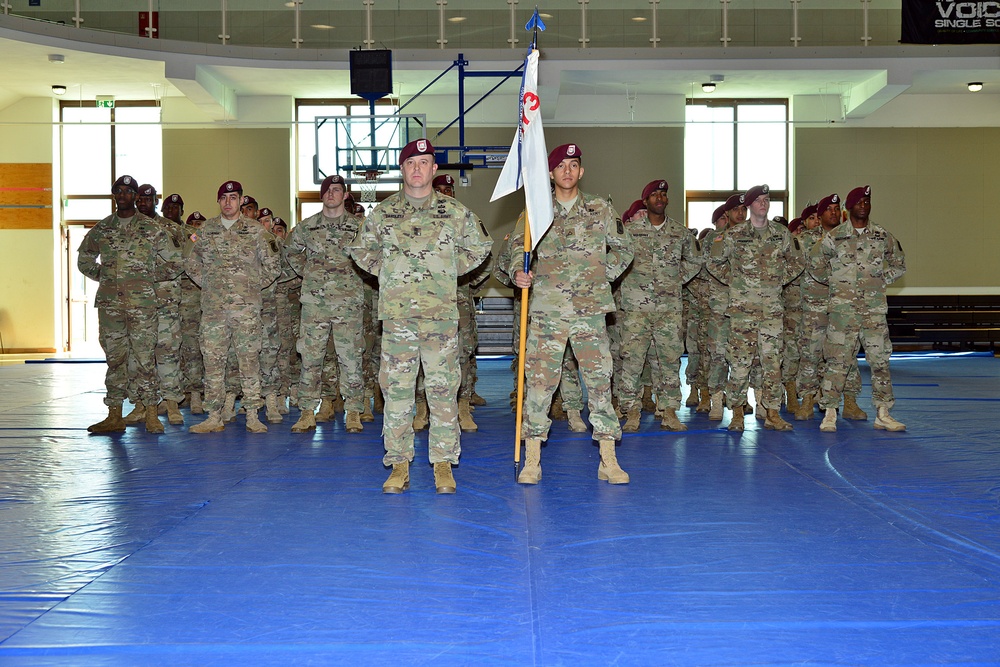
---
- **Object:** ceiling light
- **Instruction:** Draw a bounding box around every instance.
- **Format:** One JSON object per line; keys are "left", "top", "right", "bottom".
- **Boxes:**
{"left": 631, "top": 16, "right": 647, "bottom": 22}
{"left": 51, "top": 85, "right": 67, "bottom": 95}
{"left": 968, "top": 82, "right": 983, "bottom": 92}
{"left": 48, "top": 54, "right": 65, "bottom": 64}
{"left": 310, "top": 24, "right": 335, "bottom": 30}
{"left": 447, "top": 16, "right": 467, "bottom": 23}
{"left": 701, "top": 82, "right": 716, "bottom": 93}
{"left": 539, "top": 13, "right": 552, "bottom": 19}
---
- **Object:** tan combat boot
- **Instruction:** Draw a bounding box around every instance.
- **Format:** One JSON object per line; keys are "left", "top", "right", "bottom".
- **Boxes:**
{"left": 383, "top": 461, "right": 410, "bottom": 494}
{"left": 222, "top": 393, "right": 237, "bottom": 423}
{"left": 567, "top": 409, "right": 588, "bottom": 433}
{"left": 642, "top": 386, "right": 656, "bottom": 412}
{"left": 277, "top": 394, "right": 289, "bottom": 415}
{"left": 157, "top": 400, "right": 168, "bottom": 415}
{"left": 88, "top": 405, "right": 127, "bottom": 433}
{"left": 470, "top": 391, "right": 487, "bottom": 407}
{"left": 518, "top": 438, "right": 542, "bottom": 484}
{"left": 685, "top": 386, "right": 700, "bottom": 408}
{"left": 727, "top": 405, "right": 745, "bottom": 432}
{"left": 784, "top": 382, "right": 800, "bottom": 413}
{"left": 315, "top": 397, "right": 337, "bottom": 422}
{"left": 345, "top": 410, "right": 364, "bottom": 433}
{"left": 820, "top": 407, "right": 838, "bottom": 432}
{"left": 842, "top": 394, "right": 868, "bottom": 421}
{"left": 290, "top": 409, "right": 316, "bottom": 433}
{"left": 123, "top": 402, "right": 145, "bottom": 425}
{"left": 660, "top": 408, "right": 687, "bottom": 431}
{"left": 189, "top": 411, "right": 225, "bottom": 433}
{"left": 245, "top": 409, "right": 268, "bottom": 433}
{"left": 373, "top": 387, "right": 385, "bottom": 414}
{"left": 458, "top": 398, "right": 478, "bottom": 432}
{"left": 597, "top": 439, "right": 630, "bottom": 484}
{"left": 189, "top": 392, "right": 204, "bottom": 415}
{"left": 412, "top": 399, "right": 430, "bottom": 431}
{"left": 764, "top": 408, "right": 793, "bottom": 431}
{"left": 708, "top": 392, "right": 725, "bottom": 421}
{"left": 332, "top": 394, "right": 345, "bottom": 414}
{"left": 144, "top": 404, "right": 165, "bottom": 434}
{"left": 754, "top": 392, "right": 765, "bottom": 420}
{"left": 874, "top": 406, "right": 906, "bottom": 432}
{"left": 622, "top": 407, "right": 641, "bottom": 433}
{"left": 434, "top": 462, "right": 456, "bottom": 494}
{"left": 795, "top": 393, "right": 815, "bottom": 421}
{"left": 696, "top": 386, "right": 711, "bottom": 413}
{"left": 164, "top": 400, "right": 183, "bottom": 425}
{"left": 549, "top": 394, "right": 567, "bottom": 420}
{"left": 265, "top": 394, "right": 284, "bottom": 424}
{"left": 360, "top": 400, "right": 375, "bottom": 423}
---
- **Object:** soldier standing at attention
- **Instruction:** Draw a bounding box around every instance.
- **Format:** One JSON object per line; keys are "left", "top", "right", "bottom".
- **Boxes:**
{"left": 617, "top": 179, "right": 702, "bottom": 432}
{"left": 349, "top": 139, "right": 493, "bottom": 495}
{"left": 819, "top": 186, "right": 907, "bottom": 432}
{"left": 180, "top": 211, "right": 207, "bottom": 413}
{"left": 703, "top": 195, "right": 742, "bottom": 421}
{"left": 708, "top": 185, "right": 803, "bottom": 432}
{"left": 286, "top": 175, "right": 368, "bottom": 434}
{"left": 185, "top": 180, "right": 281, "bottom": 434}
{"left": 78, "top": 175, "right": 181, "bottom": 434}
{"left": 511, "top": 143, "right": 634, "bottom": 485}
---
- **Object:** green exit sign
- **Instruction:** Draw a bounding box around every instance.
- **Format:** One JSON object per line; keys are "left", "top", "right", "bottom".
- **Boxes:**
{"left": 96, "top": 96, "right": 115, "bottom": 108}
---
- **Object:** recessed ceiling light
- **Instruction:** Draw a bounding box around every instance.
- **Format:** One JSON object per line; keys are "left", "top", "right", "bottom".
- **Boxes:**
{"left": 448, "top": 16, "right": 466, "bottom": 23}
{"left": 539, "top": 13, "right": 553, "bottom": 19}
{"left": 310, "top": 24, "right": 335, "bottom": 30}
{"left": 631, "top": 16, "right": 647, "bottom": 22}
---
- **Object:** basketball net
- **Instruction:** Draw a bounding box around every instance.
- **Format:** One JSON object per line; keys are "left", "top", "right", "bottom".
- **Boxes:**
{"left": 359, "top": 170, "right": 382, "bottom": 203}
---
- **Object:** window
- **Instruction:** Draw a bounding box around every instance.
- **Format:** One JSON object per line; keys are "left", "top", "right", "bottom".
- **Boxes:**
{"left": 684, "top": 99, "right": 788, "bottom": 233}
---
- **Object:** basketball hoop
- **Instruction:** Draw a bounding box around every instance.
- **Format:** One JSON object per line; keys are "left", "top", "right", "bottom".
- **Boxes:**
{"left": 359, "top": 169, "right": 382, "bottom": 203}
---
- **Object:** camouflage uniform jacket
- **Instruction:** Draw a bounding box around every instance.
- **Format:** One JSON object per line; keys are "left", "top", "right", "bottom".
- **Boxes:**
{"left": 707, "top": 220, "right": 804, "bottom": 319}
{"left": 820, "top": 220, "right": 906, "bottom": 315}
{"left": 77, "top": 211, "right": 182, "bottom": 308}
{"left": 153, "top": 215, "right": 187, "bottom": 299}
{"left": 492, "top": 232, "right": 516, "bottom": 288}
{"left": 183, "top": 215, "right": 281, "bottom": 310}
{"left": 348, "top": 190, "right": 493, "bottom": 321}
{"left": 506, "top": 192, "right": 634, "bottom": 318}
{"left": 284, "top": 211, "right": 366, "bottom": 310}
{"left": 617, "top": 210, "right": 703, "bottom": 313}
{"left": 798, "top": 226, "right": 830, "bottom": 304}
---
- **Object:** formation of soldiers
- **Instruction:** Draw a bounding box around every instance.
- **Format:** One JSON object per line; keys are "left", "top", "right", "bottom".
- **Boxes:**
{"left": 79, "top": 140, "right": 907, "bottom": 494}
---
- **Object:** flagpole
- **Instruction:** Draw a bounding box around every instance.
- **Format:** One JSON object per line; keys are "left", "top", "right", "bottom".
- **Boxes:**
{"left": 513, "top": 215, "right": 531, "bottom": 475}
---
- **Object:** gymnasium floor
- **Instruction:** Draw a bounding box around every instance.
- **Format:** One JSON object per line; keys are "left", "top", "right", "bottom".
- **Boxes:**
{"left": 0, "top": 353, "right": 998, "bottom": 666}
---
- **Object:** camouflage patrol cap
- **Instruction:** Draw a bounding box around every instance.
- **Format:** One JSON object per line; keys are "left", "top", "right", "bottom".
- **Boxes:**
{"left": 744, "top": 184, "right": 770, "bottom": 206}
{"left": 723, "top": 193, "right": 745, "bottom": 213}
{"left": 258, "top": 207, "right": 273, "bottom": 219}
{"left": 138, "top": 183, "right": 156, "bottom": 197}
{"left": 112, "top": 175, "right": 139, "bottom": 193}
{"left": 399, "top": 138, "right": 434, "bottom": 165}
{"left": 186, "top": 211, "right": 206, "bottom": 224}
{"left": 241, "top": 195, "right": 258, "bottom": 209}
{"left": 817, "top": 193, "right": 840, "bottom": 213}
{"left": 712, "top": 204, "right": 728, "bottom": 223}
{"left": 165, "top": 193, "right": 184, "bottom": 207}
{"left": 548, "top": 143, "right": 581, "bottom": 171}
{"left": 623, "top": 199, "right": 645, "bottom": 223}
{"left": 432, "top": 174, "right": 455, "bottom": 188}
{"left": 321, "top": 174, "right": 348, "bottom": 198}
{"left": 641, "top": 179, "right": 668, "bottom": 201}
{"left": 800, "top": 204, "right": 818, "bottom": 220}
{"left": 845, "top": 185, "right": 871, "bottom": 211}
{"left": 217, "top": 180, "right": 243, "bottom": 199}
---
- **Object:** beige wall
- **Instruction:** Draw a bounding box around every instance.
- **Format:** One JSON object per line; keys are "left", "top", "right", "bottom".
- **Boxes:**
{"left": 795, "top": 127, "right": 1000, "bottom": 293}
{"left": 0, "top": 98, "right": 57, "bottom": 352}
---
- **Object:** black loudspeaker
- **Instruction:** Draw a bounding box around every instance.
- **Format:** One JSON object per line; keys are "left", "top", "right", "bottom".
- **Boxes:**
{"left": 350, "top": 49, "right": 393, "bottom": 98}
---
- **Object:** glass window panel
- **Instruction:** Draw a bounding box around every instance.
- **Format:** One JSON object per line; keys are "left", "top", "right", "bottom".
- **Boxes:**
{"left": 298, "top": 104, "right": 347, "bottom": 191}
{"left": 64, "top": 198, "right": 114, "bottom": 222}
{"left": 687, "top": 200, "right": 726, "bottom": 236}
{"left": 736, "top": 104, "right": 787, "bottom": 190}
{"left": 62, "top": 107, "right": 111, "bottom": 196}
{"left": 684, "top": 104, "right": 734, "bottom": 191}
{"left": 115, "top": 106, "right": 163, "bottom": 189}
{"left": 300, "top": 201, "right": 322, "bottom": 220}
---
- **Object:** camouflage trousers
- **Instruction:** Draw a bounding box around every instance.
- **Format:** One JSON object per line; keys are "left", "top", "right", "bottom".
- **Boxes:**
{"left": 275, "top": 282, "right": 298, "bottom": 397}
{"left": 155, "top": 281, "right": 184, "bottom": 402}
{"left": 458, "top": 306, "right": 478, "bottom": 400}
{"left": 380, "top": 319, "right": 461, "bottom": 466}
{"left": 99, "top": 303, "right": 159, "bottom": 407}
{"left": 821, "top": 308, "right": 895, "bottom": 410}
{"left": 298, "top": 303, "right": 365, "bottom": 412}
{"left": 798, "top": 303, "right": 861, "bottom": 398}
{"left": 522, "top": 315, "right": 621, "bottom": 442}
{"left": 201, "top": 304, "right": 264, "bottom": 413}
{"left": 705, "top": 293, "right": 731, "bottom": 394}
{"left": 362, "top": 287, "right": 381, "bottom": 398}
{"left": 683, "top": 282, "right": 707, "bottom": 386}
{"left": 781, "top": 289, "right": 802, "bottom": 386}
{"left": 259, "top": 287, "right": 283, "bottom": 397}
{"left": 618, "top": 310, "right": 683, "bottom": 411}
{"left": 725, "top": 314, "right": 783, "bottom": 409}
{"left": 179, "top": 277, "right": 204, "bottom": 395}
{"left": 510, "top": 298, "right": 581, "bottom": 410}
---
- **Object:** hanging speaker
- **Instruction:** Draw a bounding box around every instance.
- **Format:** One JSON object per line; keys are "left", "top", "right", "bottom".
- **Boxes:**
{"left": 350, "top": 49, "right": 393, "bottom": 99}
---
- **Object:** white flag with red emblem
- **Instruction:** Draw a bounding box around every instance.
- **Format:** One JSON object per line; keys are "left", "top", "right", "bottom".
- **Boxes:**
{"left": 490, "top": 49, "right": 552, "bottom": 251}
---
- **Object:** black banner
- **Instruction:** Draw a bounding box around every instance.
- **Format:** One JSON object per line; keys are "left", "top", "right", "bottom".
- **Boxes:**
{"left": 901, "top": 0, "right": 1000, "bottom": 44}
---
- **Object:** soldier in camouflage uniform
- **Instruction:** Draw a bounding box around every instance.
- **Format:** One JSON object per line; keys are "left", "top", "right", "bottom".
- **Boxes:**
{"left": 617, "top": 180, "right": 702, "bottom": 432}
{"left": 77, "top": 175, "right": 181, "bottom": 434}
{"left": 819, "top": 186, "right": 907, "bottom": 432}
{"left": 707, "top": 185, "right": 804, "bottom": 432}
{"left": 184, "top": 180, "right": 282, "bottom": 434}
{"left": 285, "top": 175, "right": 368, "bottom": 434}
{"left": 180, "top": 211, "right": 207, "bottom": 414}
{"left": 511, "top": 143, "right": 634, "bottom": 486}
{"left": 348, "top": 139, "right": 493, "bottom": 495}
{"left": 702, "top": 195, "right": 742, "bottom": 421}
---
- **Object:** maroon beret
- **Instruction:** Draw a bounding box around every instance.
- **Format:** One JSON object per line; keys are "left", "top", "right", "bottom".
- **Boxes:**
{"left": 137, "top": 183, "right": 156, "bottom": 197}
{"left": 744, "top": 184, "right": 770, "bottom": 207}
{"left": 817, "top": 193, "right": 841, "bottom": 215}
{"left": 641, "top": 179, "right": 668, "bottom": 201}
{"left": 258, "top": 207, "right": 273, "bottom": 219}
{"left": 788, "top": 218, "right": 803, "bottom": 234}
{"left": 800, "top": 204, "right": 818, "bottom": 220}
{"left": 433, "top": 174, "right": 455, "bottom": 188}
{"left": 713, "top": 204, "right": 728, "bottom": 223}
{"left": 272, "top": 217, "right": 286, "bottom": 229}
{"left": 240, "top": 195, "right": 258, "bottom": 208}
{"left": 165, "top": 193, "right": 184, "bottom": 207}
{"left": 186, "top": 212, "right": 206, "bottom": 224}
{"left": 112, "top": 175, "right": 139, "bottom": 193}
{"left": 321, "top": 174, "right": 348, "bottom": 198}
{"left": 623, "top": 199, "right": 645, "bottom": 223}
{"left": 723, "top": 193, "right": 745, "bottom": 213}
{"left": 845, "top": 185, "right": 871, "bottom": 211}
{"left": 353, "top": 203, "right": 366, "bottom": 215}
{"left": 548, "top": 143, "right": 582, "bottom": 172}
{"left": 399, "top": 138, "right": 435, "bottom": 165}
{"left": 217, "top": 181, "right": 243, "bottom": 199}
